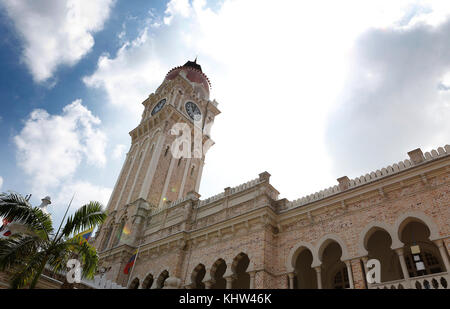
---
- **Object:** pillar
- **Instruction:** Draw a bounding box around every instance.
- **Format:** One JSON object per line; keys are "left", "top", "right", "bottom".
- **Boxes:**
{"left": 288, "top": 273, "right": 295, "bottom": 289}
{"left": 314, "top": 266, "right": 322, "bottom": 289}
{"left": 225, "top": 276, "right": 234, "bottom": 289}
{"left": 344, "top": 260, "right": 354, "bottom": 289}
{"left": 350, "top": 258, "right": 366, "bottom": 289}
{"left": 434, "top": 239, "right": 450, "bottom": 272}
{"left": 395, "top": 248, "right": 410, "bottom": 280}
{"left": 249, "top": 271, "right": 256, "bottom": 289}
{"left": 204, "top": 281, "right": 213, "bottom": 289}
{"left": 361, "top": 256, "right": 371, "bottom": 288}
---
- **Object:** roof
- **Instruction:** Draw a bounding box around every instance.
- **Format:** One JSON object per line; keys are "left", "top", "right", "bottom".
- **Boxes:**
{"left": 183, "top": 59, "right": 202, "bottom": 71}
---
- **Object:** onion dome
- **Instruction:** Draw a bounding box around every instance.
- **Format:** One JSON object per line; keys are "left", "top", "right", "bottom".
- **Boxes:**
{"left": 164, "top": 58, "right": 211, "bottom": 95}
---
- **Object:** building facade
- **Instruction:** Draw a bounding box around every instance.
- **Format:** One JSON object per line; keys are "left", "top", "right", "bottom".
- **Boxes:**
{"left": 94, "top": 60, "right": 450, "bottom": 289}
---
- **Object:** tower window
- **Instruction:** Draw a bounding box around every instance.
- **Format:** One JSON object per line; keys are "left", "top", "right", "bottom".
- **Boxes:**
{"left": 190, "top": 165, "right": 195, "bottom": 176}
{"left": 164, "top": 146, "right": 169, "bottom": 157}
{"left": 178, "top": 157, "right": 183, "bottom": 166}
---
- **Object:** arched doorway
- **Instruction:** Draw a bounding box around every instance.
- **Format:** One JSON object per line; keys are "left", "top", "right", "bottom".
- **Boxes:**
{"left": 320, "top": 241, "right": 349, "bottom": 289}
{"left": 129, "top": 277, "right": 139, "bottom": 289}
{"left": 156, "top": 270, "right": 169, "bottom": 289}
{"left": 142, "top": 273, "right": 154, "bottom": 289}
{"left": 191, "top": 264, "right": 206, "bottom": 289}
{"left": 365, "top": 228, "right": 403, "bottom": 282}
{"left": 399, "top": 220, "right": 446, "bottom": 277}
{"left": 231, "top": 253, "right": 250, "bottom": 289}
{"left": 293, "top": 248, "right": 317, "bottom": 289}
{"left": 211, "top": 259, "right": 227, "bottom": 289}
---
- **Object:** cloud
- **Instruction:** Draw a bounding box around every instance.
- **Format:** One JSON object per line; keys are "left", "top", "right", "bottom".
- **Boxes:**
{"left": 0, "top": 0, "right": 115, "bottom": 82}
{"left": 14, "top": 99, "right": 107, "bottom": 192}
{"left": 325, "top": 19, "right": 450, "bottom": 177}
{"left": 83, "top": 0, "right": 450, "bottom": 200}
{"left": 0, "top": 176, "right": 3, "bottom": 190}
{"left": 83, "top": 28, "right": 167, "bottom": 117}
{"left": 53, "top": 181, "right": 112, "bottom": 213}
{"left": 112, "top": 144, "right": 127, "bottom": 160}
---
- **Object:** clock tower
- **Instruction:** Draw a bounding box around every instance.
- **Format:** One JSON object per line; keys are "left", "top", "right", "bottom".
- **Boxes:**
{"left": 95, "top": 60, "right": 220, "bottom": 264}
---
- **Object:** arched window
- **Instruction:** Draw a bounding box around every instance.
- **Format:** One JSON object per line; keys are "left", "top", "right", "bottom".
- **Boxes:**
{"left": 333, "top": 267, "right": 350, "bottom": 289}
{"left": 101, "top": 225, "right": 113, "bottom": 251}
{"left": 156, "top": 270, "right": 169, "bottom": 289}
{"left": 129, "top": 278, "right": 139, "bottom": 289}
{"left": 293, "top": 247, "right": 317, "bottom": 289}
{"left": 113, "top": 219, "right": 126, "bottom": 247}
{"left": 211, "top": 259, "right": 227, "bottom": 289}
{"left": 164, "top": 146, "right": 170, "bottom": 157}
{"left": 319, "top": 240, "right": 349, "bottom": 289}
{"left": 231, "top": 253, "right": 250, "bottom": 289}
{"left": 178, "top": 157, "right": 183, "bottom": 167}
{"left": 142, "top": 273, "right": 154, "bottom": 289}
{"left": 191, "top": 264, "right": 206, "bottom": 289}
{"left": 399, "top": 220, "right": 446, "bottom": 278}
{"left": 405, "top": 250, "right": 443, "bottom": 277}
{"left": 190, "top": 165, "right": 195, "bottom": 177}
{"left": 150, "top": 144, "right": 155, "bottom": 156}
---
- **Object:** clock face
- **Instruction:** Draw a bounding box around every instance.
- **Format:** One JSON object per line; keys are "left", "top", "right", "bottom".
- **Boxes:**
{"left": 151, "top": 99, "right": 166, "bottom": 116}
{"left": 185, "top": 101, "right": 202, "bottom": 121}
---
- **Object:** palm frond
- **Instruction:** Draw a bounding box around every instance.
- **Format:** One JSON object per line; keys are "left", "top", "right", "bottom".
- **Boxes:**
{"left": 10, "top": 251, "right": 47, "bottom": 289}
{"left": 45, "top": 241, "right": 74, "bottom": 275}
{"left": 0, "top": 235, "right": 42, "bottom": 271}
{"left": 61, "top": 201, "right": 106, "bottom": 238}
{"left": 0, "top": 193, "right": 53, "bottom": 239}
{"left": 63, "top": 239, "right": 99, "bottom": 279}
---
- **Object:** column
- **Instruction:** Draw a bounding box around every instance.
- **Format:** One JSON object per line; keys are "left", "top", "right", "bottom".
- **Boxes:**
{"left": 288, "top": 273, "right": 295, "bottom": 289}
{"left": 350, "top": 258, "right": 366, "bottom": 289}
{"left": 395, "top": 248, "right": 410, "bottom": 280}
{"left": 195, "top": 160, "right": 205, "bottom": 192}
{"left": 139, "top": 134, "right": 166, "bottom": 200}
{"left": 126, "top": 141, "right": 151, "bottom": 204}
{"left": 225, "top": 276, "right": 234, "bottom": 289}
{"left": 314, "top": 266, "right": 322, "bottom": 289}
{"left": 159, "top": 155, "right": 176, "bottom": 208}
{"left": 178, "top": 157, "right": 192, "bottom": 199}
{"left": 344, "top": 260, "right": 354, "bottom": 289}
{"left": 249, "top": 271, "right": 256, "bottom": 289}
{"left": 434, "top": 239, "right": 450, "bottom": 272}
{"left": 115, "top": 145, "right": 140, "bottom": 211}
{"left": 204, "top": 281, "right": 213, "bottom": 289}
{"left": 361, "top": 256, "right": 370, "bottom": 288}
{"left": 106, "top": 223, "right": 119, "bottom": 249}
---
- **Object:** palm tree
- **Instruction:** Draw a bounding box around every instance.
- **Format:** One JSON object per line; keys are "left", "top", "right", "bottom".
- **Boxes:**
{"left": 0, "top": 192, "right": 107, "bottom": 289}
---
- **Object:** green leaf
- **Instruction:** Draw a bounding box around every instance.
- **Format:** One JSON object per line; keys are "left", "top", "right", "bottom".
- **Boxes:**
{"left": 62, "top": 201, "right": 106, "bottom": 238}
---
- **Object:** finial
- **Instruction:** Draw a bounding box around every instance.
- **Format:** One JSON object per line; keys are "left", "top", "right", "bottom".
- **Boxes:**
{"left": 39, "top": 196, "right": 52, "bottom": 214}
{"left": 194, "top": 56, "right": 197, "bottom": 63}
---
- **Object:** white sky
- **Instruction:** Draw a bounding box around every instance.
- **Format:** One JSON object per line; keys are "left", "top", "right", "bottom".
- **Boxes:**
{"left": 4, "top": 0, "right": 450, "bottom": 222}
{"left": 84, "top": 0, "right": 450, "bottom": 201}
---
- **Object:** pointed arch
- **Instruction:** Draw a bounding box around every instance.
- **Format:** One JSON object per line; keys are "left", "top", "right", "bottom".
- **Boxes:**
{"left": 286, "top": 241, "right": 317, "bottom": 272}
{"left": 358, "top": 221, "right": 400, "bottom": 255}
{"left": 128, "top": 277, "right": 139, "bottom": 289}
{"left": 142, "top": 272, "right": 154, "bottom": 289}
{"left": 393, "top": 211, "right": 440, "bottom": 242}
{"left": 315, "top": 234, "right": 350, "bottom": 266}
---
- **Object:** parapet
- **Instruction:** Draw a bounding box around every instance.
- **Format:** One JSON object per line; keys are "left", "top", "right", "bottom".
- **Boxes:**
{"left": 285, "top": 144, "right": 450, "bottom": 210}
{"left": 198, "top": 177, "right": 262, "bottom": 207}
